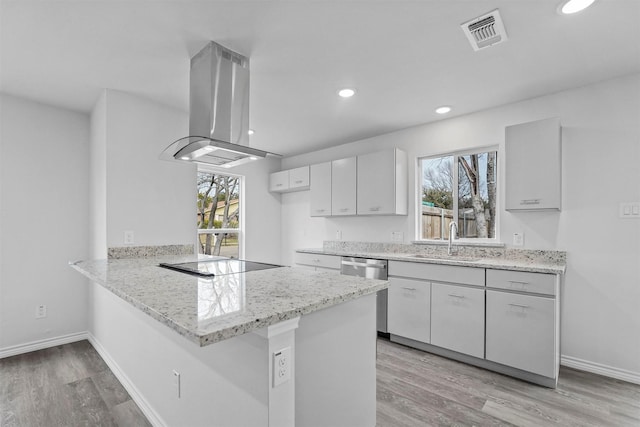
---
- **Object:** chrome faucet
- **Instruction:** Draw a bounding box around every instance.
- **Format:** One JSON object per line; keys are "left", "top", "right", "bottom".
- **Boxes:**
{"left": 448, "top": 221, "right": 458, "bottom": 256}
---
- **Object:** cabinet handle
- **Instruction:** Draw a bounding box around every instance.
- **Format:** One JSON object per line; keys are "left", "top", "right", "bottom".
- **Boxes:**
{"left": 294, "top": 180, "right": 303, "bottom": 184}
{"left": 508, "top": 280, "right": 529, "bottom": 285}
{"left": 401, "top": 287, "right": 417, "bottom": 291}
{"left": 312, "top": 259, "right": 321, "bottom": 263}
{"left": 315, "top": 209, "right": 326, "bottom": 213}
{"left": 276, "top": 183, "right": 283, "bottom": 187}
{"left": 448, "top": 294, "right": 465, "bottom": 298}
{"left": 339, "top": 208, "right": 349, "bottom": 212}
{"left": 508, "top": 303, "right": 530, "bottom": 309}
{"left": 520, "top": 199, "right": 541, "bottom": 205}
{"left": 369, "top": 207, "right": 380, "bottom": 212}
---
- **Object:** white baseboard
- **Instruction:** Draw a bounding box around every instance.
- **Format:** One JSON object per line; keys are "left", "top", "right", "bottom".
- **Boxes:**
{"left": 561, "top": 355, "right": 640, "bottom": 385}
{"left": 0, "top": 331, "right": 88, "bottom": 359}
{"left": 87, "top": 333, "right": 166, "bottom": 427}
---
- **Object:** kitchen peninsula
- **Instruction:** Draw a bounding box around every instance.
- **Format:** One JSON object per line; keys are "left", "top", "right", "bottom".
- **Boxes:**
{"left": 71, "top": 254, "right": 387, "bottom": 427}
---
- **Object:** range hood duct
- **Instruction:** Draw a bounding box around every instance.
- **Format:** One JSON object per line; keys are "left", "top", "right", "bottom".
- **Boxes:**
{"left": 161, "top": 41, "right": 278, "bottom": 168}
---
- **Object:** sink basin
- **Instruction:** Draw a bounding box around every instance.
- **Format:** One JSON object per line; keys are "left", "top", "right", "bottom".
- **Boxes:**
{"left": 409, "top": 254, "right": 480, "bottom": 262}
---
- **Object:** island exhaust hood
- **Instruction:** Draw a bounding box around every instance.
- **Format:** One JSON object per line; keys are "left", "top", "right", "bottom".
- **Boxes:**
{"left": 160, "top": 41, "right": 278, "bottom": 168}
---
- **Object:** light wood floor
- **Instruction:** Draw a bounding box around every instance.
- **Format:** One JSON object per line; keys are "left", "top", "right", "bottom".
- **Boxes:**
{"left": 2, "top": 339, "right": 639, "bottom": 426}
{"left": 0, "top": 340, "right": 150, "bottom": 427}
{"left": 377, "top": 338, "right": 640, "bottom": 426}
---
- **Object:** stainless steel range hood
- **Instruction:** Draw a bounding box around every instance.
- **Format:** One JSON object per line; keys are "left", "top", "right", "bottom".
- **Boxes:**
{"left": 161, "top": 41, "right": 278, "bottom": 168}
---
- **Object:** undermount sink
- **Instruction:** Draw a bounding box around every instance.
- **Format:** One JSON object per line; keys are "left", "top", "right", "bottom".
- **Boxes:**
{"left": 409, "top": 254, "right": 481, "bottom": 262}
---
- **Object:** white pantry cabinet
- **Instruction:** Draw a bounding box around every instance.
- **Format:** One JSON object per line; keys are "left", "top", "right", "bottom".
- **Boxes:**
{"left": 387, "top": 277, "right": 431, "bottom": 343}
{"left": 505, "top": 117, "right": 562, "bottom": 210}
{"left": 331, "top": 157, "right": 357, "bottom": 216}
{"left": 269, "top": 166, "right": 310, "bottom": 193}
{"left": 309, "top": 162, "right": 332, "bottom": 217}
{"left": 357, "top": 148, "right": 408, "bottom": 215}
{"left": 430, "top": 282, "right": 485, "bottom": 358}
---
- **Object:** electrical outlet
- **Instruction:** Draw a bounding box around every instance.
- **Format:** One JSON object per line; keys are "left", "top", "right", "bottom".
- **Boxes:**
{"left": 124, "top": 230, "right": 135, "bottom": 245}
{"left": 619, "top": 202, "right": 640, "bottom": 218}
{"left": 173, "top": 370, "right": 181, "bottom": 398}
{"left": 273, "top": 347, "right": 291, "bottom": 387}
{"left": 513, "top": 232, "right": 524, "bottom": 247}
{"left": 36, "top": 304, "right": 47, "bottom": 319}
{"left": 391, "top": 231, "right": 404, "bottom": 242}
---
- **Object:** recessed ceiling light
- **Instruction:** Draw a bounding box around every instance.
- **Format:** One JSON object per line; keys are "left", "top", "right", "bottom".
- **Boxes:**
{"left": 558, "top": 0, "right": 596, "bottom": 14}
{"left": 248, "top": 129, "right": 255, "bottom": 135}
{"left": 435, "top": 106, "right": 452, "bottom": 114}
{"left": 338, "top": 88, "right": 356, "bottom": 98}
{"left": 249, "top": 156, "right": 258, "bottom": 161}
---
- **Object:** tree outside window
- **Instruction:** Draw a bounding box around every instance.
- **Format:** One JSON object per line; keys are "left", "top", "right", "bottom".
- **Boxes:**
{"left": 197, "top": 171, "right": 241, "bottom": 257}
{"left": 420, "top": 149, "right": 497, "bottom": 240}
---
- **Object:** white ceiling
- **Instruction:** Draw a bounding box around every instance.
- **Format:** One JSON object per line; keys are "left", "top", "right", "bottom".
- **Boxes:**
{"left": 2, "top": 0, "right": 639, "bottom": 157}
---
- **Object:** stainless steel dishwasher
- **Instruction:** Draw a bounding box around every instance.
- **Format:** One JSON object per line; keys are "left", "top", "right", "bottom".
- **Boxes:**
{"left": 340, "top": 257, "right": 389, "bottom": 335}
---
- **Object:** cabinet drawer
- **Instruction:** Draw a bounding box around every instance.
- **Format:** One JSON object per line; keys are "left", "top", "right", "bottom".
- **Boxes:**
{"left": 388, "top": 278, "right": 431, "bottom": 343}
{"left": 486, "top": 290, "right": 556, "bottom": 378}
{"left": 294, "top": 253, "right": 340, "bottom": 270}
{"left": 389, "top": 261, "right": 484, "bottom": 287}
{"left": 431, "top": 283, "right": 485, "bottom": 358}
{"left": 486, "top": 269, "right": 556, "bottom": 296}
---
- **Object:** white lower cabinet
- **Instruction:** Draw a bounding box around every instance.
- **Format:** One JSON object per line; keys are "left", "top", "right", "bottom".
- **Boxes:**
{"left": 294, "top": 252, "right": 340, "bottom": 272}
{"left": 387, "top": 277, "right": 431, "bottom": 343}
{"left": 430, "top": 283, "right": 485, "bottom": 358}
{"left": 486, "top": 290, "right": 556, "bottom": 378}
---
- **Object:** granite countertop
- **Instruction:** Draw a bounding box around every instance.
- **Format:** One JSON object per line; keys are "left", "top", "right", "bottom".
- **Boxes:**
{"left": 71, "top": 256, "right": 388, "bottom": 347}
{"left": 297, "top": 248, "right": 566, "bottom": 275}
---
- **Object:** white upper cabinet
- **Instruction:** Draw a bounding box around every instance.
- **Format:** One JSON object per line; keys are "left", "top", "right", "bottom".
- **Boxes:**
{"left": 505, "top": 117, "right": 561, "bottom": 211}
{"left": 269, "top": 170, "right": 289, "bottom": 192}
{"left": 331, "top": 157, "right": 357, "bottom": 216}
{"left": 310, "top": 162, "right": 332, "bottom": 217}
{"left": 289, "top": 166, "right": 310, "bottom": 190}
{"left": 357, "top": 148, "right": 408, "bottom": 215}
{"left": 269, "top": 166, "right": 310, "bottom": 193}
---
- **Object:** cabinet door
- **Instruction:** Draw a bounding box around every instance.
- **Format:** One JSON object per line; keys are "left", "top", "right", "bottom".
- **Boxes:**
{"left": 357, "top": 148, "right": 407, "bottom": 215}
{"left": 269, "top": 170, "right": 289, "bottom": 192}
{"left": 387, "top": 277, "right": 430, "bottom": 343}
{"left": 431, "top": 283, "right": 485, "bottom": 358}
{"left": 331, "top": 157, "right": 357, "bottom": 216}
{"left": 486, "top": 290, "right": 556, "bottom": 378}
{"left": 289, "top": 166, "right": 310, "bottom": 190}
{"left": 505, "top": 117, "right": 561, "bottom": 210}
{"left": 310, "top": 162, "right": 332, "bottom": 217}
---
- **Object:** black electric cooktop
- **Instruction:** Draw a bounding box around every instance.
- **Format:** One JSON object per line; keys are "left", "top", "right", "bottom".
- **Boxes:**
{"left": 159, "top": 259, "right": 282, "bottom": 277}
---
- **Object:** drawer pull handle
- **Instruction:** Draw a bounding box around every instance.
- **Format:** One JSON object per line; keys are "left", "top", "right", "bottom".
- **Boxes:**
{"left": 339, "top": 208, "right": 349, "bottom": 212}
{"left": 401, "top": 287, "right": 417, "bottom": 291}
{"left": 315, "top": 209, "right": 325, "bottom": 213}
{"left": 294, "top": 180, "right": 303, "bottom": 184}
{"left": 508, "top": 280, "right": 529, "bottom": 285}
{"left": 448, "top": 294, "right": 465, "bottom": 298}
{"left": 508, "top": 303, "right": 530, "bottom": 309}
{"left": 312, "top": 259, "right": 320, "bottom": 263}
{"left": 369, "top": 207, "right": 380, "bottom": 211}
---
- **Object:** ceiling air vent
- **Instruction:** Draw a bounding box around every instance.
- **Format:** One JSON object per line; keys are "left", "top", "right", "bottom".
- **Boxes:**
{"left": 461, "top": 9, "right": 508, "bottom": 51}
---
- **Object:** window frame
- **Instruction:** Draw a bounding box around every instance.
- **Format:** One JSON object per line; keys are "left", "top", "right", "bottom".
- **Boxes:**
{"left": 416, "top": 145, "right": 499, "bottom": 243}
{"left": 197, "top": 165, "right": 246, "bottom": 259}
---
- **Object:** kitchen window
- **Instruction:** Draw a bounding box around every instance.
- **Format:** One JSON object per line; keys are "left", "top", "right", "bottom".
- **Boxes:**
{"left": 197, "top": 169, "right": 243, "bottom": 258}
{"left": 419, "top": 148, "right": 497, "bottom": 241}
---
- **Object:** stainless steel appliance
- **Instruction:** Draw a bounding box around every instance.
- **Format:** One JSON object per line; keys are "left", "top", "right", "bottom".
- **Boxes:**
{"left": 159, "top": 259, "right": 282, "bottom": 277}
{"left": 340, "top": 257, "right": 389, "bottom": 334}
{"left": 160, "top": 41, "right": 279, "bottom": 168}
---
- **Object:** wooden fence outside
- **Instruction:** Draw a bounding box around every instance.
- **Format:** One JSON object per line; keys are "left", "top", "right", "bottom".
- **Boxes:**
{"left": 421, "top": 205, "right": 478, "bottom": 240}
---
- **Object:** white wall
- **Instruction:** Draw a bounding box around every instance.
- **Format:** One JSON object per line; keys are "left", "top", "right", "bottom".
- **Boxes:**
{"left": 0, "top": 94, "right": 90, "bottom": 349}
{"left": 281, "top": 73, "right": 640, "bottom": 379}
{"left": 98, "top": 90, "right": 195, "bottom": 249}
